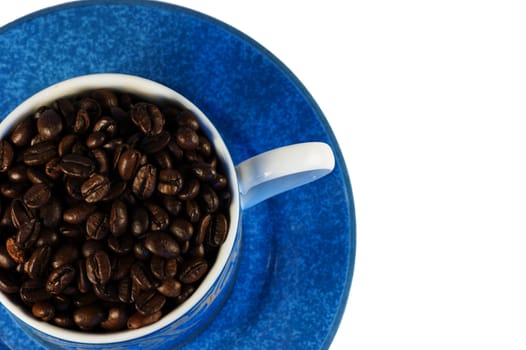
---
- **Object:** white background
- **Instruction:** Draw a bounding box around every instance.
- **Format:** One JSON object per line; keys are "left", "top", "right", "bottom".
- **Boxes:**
{"left": 2, "top": 1, "right": 526, "bottom": 349}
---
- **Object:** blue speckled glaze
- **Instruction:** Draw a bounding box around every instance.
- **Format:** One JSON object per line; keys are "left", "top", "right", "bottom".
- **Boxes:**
{"left": 0, "top": 1, "right": 356, "bottom": 349}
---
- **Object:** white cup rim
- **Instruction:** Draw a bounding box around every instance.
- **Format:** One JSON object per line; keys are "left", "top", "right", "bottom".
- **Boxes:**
{"left": 0, "top": 73, "right": 240, "bottom": 344}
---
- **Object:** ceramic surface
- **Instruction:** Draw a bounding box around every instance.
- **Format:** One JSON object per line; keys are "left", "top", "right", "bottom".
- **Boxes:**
{"left": 0, "top": 1, "right": 356, "bottom": 349}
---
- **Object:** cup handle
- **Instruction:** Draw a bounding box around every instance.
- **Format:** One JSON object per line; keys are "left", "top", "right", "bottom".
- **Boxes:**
{"left": 235, "top": 142, "right": 335, "bottom": 209}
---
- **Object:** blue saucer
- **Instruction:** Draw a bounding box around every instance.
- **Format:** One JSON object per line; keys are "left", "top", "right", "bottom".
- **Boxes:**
{"left": 0, "top": 1, "right": 356, "bottom": 349}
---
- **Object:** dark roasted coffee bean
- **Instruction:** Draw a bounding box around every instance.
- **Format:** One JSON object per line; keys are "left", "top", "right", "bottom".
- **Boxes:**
{"left": 81, "top": 174, "right": 110, "bottom": 203}
{"left": 58, "top": 134, "right": 79, "bottom": 157}
{"left": 0, "top": 140, "right": 14, "bottom": 172}
{"left": 157, "top": 168, "right": 183, "bottom": 196}
{"left": 25, "top": 245, "right": 51, "bottom": 279}
{"left": 136, "top": 290, "right": 165, "bottom": 316}
{"left": 176, "top": 110, "right": 200, "bottom": 130}
{"left": 45, "top": 157, "right": 62, "bottom": 180}
{"left": 192, "top": 162, "right": 217, "bottom": 182}
{"left": 63, "top": 203, "right": 96, "bottom": 224}
{"left": 46, "top": 264, "right": 76, "bottom": 295}
{"left": 101, "top": 306, "right": 127, "bottom": 331}
{"left": 174, "top": 284, "right": 195, "bottom": 305}
{"left": 200, "top": 185, "right": 220, "bottom": 213}
{"left": 0, "top": 182, "right": 26, "bottom": 199}
{"left": 86, "top": 211, "right": 109, "bottom": 240}
{"left": 109, "top": 200, "right": 128, "bottom": 236}
{"left": 133, "top": 241, "right": 151, "bottom": 261}
{"left": 139, "top": 130, "right": 170, "bottom": 154}
{"left": 65, "top": 176, "right": 84, "bottom": 200}
{"left": 185, "top": 199, "right": 201, "bottom": 223}
{"left": 20, "top": 280, "right": 51, "bottom": 304}
{"left": 144, "top": 232, "right": 180, "bottom": 258}
{"left": 6, "top": 236, "right": 26, "bottom": 263}
{"left": 37, "top": 109, "right": 63, "bottom": 141}
{"left": 86, "top": 131, "right": 107, "bottom": 149}
{"left": 167, "top": 139, "right": 184, "bottom": 159}
{"left": 23, "top": 183, "right": 51, "bottom": 209}
{"left": 152, "top": 150, "right": 174, "bottom": 169}
{"left": 77, "top": 260, "right": 91, "bottom": 293}
{"left": 130, "top": 261, "right": 155, "bottom": 290}
{"left": 53, "top": 313, "right": 74, "bottom": 328}
{"left": 132, "top": 164, "right": 157, "bottom": 199}
{"left": 86, "top": 250, "right": 111, "bottom": 285}
{"left": 73, "top": 304, "right": 104, "bottom": 330}
{"left": 170, "top": 218, "right": 194, "bottom": 242}
{"left": 127, "top": 310, "right": 162, "bottom": 329}
{"left": 157, "top": 279, "right": 182, "bottom": 298}
{"left": 179, "top": 258, "right": 208, "bottom": 284}
{"left": 130, "top": 207, "right": 149, "bottom": 236}
{"left": 10, "top": 198, "right": 34, "bottom": 229}
{"left": 7, "top": 164, "right": 28, "bottom": 183}
{"left": 130, "top": 103, "right": 164, "bottom": 136}
{"left": 117, "top": 148, "right": 142, "bottom": 181}
{"left": 59, "top": 154, "right": 95, "bottom": 178}
{"left": 101, "top": 181, "right": 127, "bottom": 202}
{"left": 207, "top": 213, "right": 228, "bottom": 247}
{"left": 79, "top": 97, "right": 101, "bottom": 119}
{"left": 0, "top": 245, "right": 16, "bottom": 270}
{"left": 32, "top": 302, "right": 55, "bottom": 321}
{"left": 118, "top": 277, "right": 133, "bottom": 303}
{"left": 16, "top": 218, "right": 40, "bottom": 250}
{"left": 150, "top": 256, "right": 177, "bottom": 281}
{"left": 90, "top": 148, "right": 109, "bottom": 174}
{"left": 175, "top": 126, "right": 199, "bottom": 150}
{"left": 72, "top": 292, "right": 98, "bottom": 308}
{"left": 177, "top": 178, "right": 200, "bottom": 201}
{"left": 39, "top": 197, "right": 62, "bottom": 228}
{"left": 23, "top": 141, "right": 57, "bottom": 166}
{"left": 51, "top": 243, "right": 79, "bottom": 269}
{"left": 10, "top": 118, "right": 34, "bottom": 147}
{"left": 197, "top": 135, "right": 212, "bottom": 157}
{"left": 93, "top": 116, "right": 117, "bottom": 136}
{"left": 73, "top": 109, "right": 91, "bottom": 134}
{"left": 0, "top": 270, "right": 20, "bottom": 293}
{"left": 145, "top": 202, "right": 169, "bottom": 231}
{"left": 92, "top": 89, "right": 119, "bottom": 110}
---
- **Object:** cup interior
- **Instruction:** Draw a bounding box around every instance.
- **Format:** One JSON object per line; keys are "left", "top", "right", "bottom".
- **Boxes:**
{"left": 0, "top": 73, "right": 240, "bottom": 344}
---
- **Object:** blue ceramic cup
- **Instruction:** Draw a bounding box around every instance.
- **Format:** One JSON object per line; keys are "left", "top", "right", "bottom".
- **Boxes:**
{"left": 0, "top": 74, "right": 334, "bottom": 349}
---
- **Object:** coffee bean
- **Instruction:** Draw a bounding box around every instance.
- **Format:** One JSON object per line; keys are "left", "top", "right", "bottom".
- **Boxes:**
{"left": 73, "top": 304, "right": 104, "bottom": 330}
{"left": 145, "top": 202, "right": 169, "bottom": 231}
{"left": 23, "top": 141, "right": 57, "bottom": 166}
{"left": 130, "top": 262, "right": 155, "bottom": 290}
{"left": 37, "top": 109, "right": 63, "bottom": 141}
{"left": 117, "top": 277, "right": 133, "bottom": 303}
{"left": 130, "top": 103, "right": 164, "bottom": 136}
{"left": 130, "top": 207, "right": 149, "bottom": 236}
{"left": 139, "top": 130, "right": 171, "bottom": 154}
{"left": 92, "top": 89, "right": 119, "bottom": 111}
{"left": 77, "top": 260, "right": 91, "bottom": 294}
{"left": 23, "top": 183, "right": 51, "bottom": 209}
{"left": 86, "top": 250, "right": 111, "bottom": 285}
{"left": 157, "top": 279, "right": 182, "bottom": 298}
{"left": 32, "top": 302, "right": 56, "bottom": 321}
{"left": 144, "top": 232, "right": 180, "bottom": 259}
{"left": 109, "top": 200, "right": 128, "bottom": 236}
{"left": 0, "top": 140, "right": 14, "bottom": 172}
{"left": 157, "top": 168, "right": 183, "bottom": 196}
{"left": 0, "top": 245, "right": 16, "bottom": 270}
{"left": 185, "top": 199, "right": 201, "bottom": 223}
{"left": 51, "top": 243, "right": 79, "bottom": 269}
{"left": 177, "top": 177, "right": 200, "bottom": 201}
{"left": 192, "top": 162, "right": 217, "bottom": 182}
{"left": 20, "top": 279, "right": 51, "bottom": 304}
{"left": 170, "top": 218, "right": 194, "bottom": 242}
{"left": 86, "top": 131, "right": 107, "bottom": 149}
{"left": 179, "top": 258, "right": 208, "bottom": 284}
{"left": 117, "top": 148, "right": 142, "bottom": 181}
{"left": 73, "top": 109, "right": 91, "bottom": 134}
{"left": 81, "top": 174, "right": 110, "bottom": 203}
{"left": 6, "top": 236, "right": 26, "bottom": 263}
{"left": 10, "top": 118, "right": 34, "bottom": 147}
{"left": 39, "top": 197, "right": 63, "bottom": 228}
{"left": 46, "top": 264, "right": 76, "bottom": 295}
{"left": 86, "top": 211, "right": 109, "bottom": 240}
{"left": 93, "top": 116, "right": 117, "bottom": 136}
{"left": 107, "top": 234, "right": 133, "bottom": 255}
{"left": 63, "top": 203, "right": 96, "bottom": 224}
{"left": 10, "top": 198, "right": 35, "bottom": 229}
{"left": 135, "top": 290, "right": 165, "bottom": 316}
{"left": 207, "top": 213, "right": 228, "bottom": 247}
{"left": 150, "top": 256, "right": 178, "bottom": 281}
{"left": 59, "top": 154, "right": 95, "bottom": 178}
{"left": 100, "top": 306, "right": 127, "bottom": 331}
{"left": 0, "top": 182, "right": 26, "bottom": 199}
{"left": 127, "top": 310, "right": 162, "bottom": 329}
{"left": 176, "top": 110, "right": 200, "bottom": 130}
{"left": 175, "top": 126, "right": 199, "bottom": 150}
{"left": 16, "top": 218, "right": 41, "bottom": 250}
{"left": 132, "top": 164, "right": 157, "bottom": 199}
{"left": 200, "top": 185, "right": 220, "bottom": 213}
{"left": 24, "top": 245, "right": 51, "bottom": 279}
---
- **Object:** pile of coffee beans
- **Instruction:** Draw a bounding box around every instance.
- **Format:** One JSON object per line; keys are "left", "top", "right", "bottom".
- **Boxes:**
{"left": 0, "top": 89, "right": 231, "bottom": 331}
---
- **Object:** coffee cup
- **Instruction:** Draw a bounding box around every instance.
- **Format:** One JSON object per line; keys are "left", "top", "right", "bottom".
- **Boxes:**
{"left": 0, "top": 73, "right": 334, "bottom": 349}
